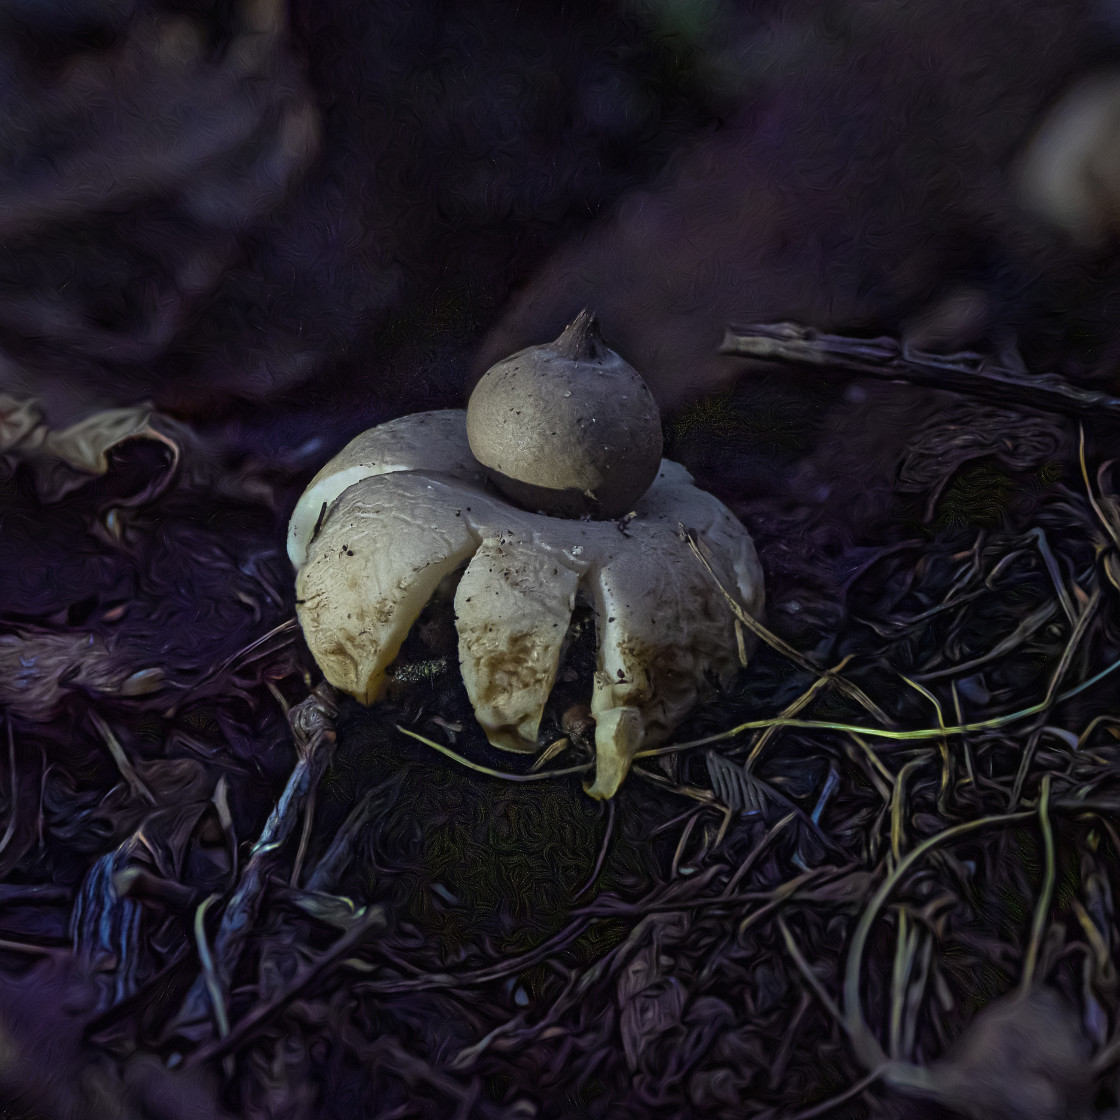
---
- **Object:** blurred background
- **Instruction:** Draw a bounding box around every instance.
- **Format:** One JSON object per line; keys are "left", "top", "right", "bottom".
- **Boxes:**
{"left": 2, "top": 0, "right": 1120, "bottom": 514}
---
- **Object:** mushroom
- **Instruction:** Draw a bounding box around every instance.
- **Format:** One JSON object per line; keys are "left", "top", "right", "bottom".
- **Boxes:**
{"left": 289, "top": 316, "right": 764, "bottom": 798}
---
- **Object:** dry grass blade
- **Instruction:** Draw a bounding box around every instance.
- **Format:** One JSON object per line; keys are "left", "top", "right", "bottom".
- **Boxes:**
{"left": 194, "top": 895, "right": 230, "bottom": 1041}
{"left": 1045, "top": 590, "right": 1101, "bottom": 707}
{"left": 842, "top": 809, "right": 1035, "bottom": 1076}
{"left": 744, "top": 655, "right": 857, "bottom": 771}
{"left": 889, "top": 908, "right": 920, "bottom": 1060}
{"left": 889, "top": 759, "right": 925, "bottom": 865}
{"left": 684, "top": 528, "right": 891, "bottom": 724}
{"left": 89, "top": 711, "right": 155, "bottom": 805}
{"left": 785, "top": 1069, "right": 887, "bottom": 1120}
{"left": 910, "top": 601, "right": 1058, "bottom": 682}
{"left": 397, "top": 726, "right": 593, "bottom": 781}
{"left": 0, "top": 721, "right": 20, "bottom": 864}
{"left": 1019, "top": 776, "right": 1056, "bottom": 995}
{"left": 1080, "top": 424, "right": 1120, "bottom": 554}
{"left": 898, "top": 677, "right": 950, "bottom": 806}
{"left": 720, "top": 811, "right": 796, "bottom": 899}
{"left": 170, "top": 618, "right": 300, "bottom": 707}
{"left": 572, "top": 798, "right": 615, "bottom": 901}
{"left": 847, "top": 731, "right": 897, "bottom": 793}
{"left": 188, "top": 903, "right": 388, "bottom": 1067}
{"left": 778, "top": 915, "right": 843, "bottom": 1027}
{"left": 1028, "top": 527, "right": 1078, "bottom": 626}
{"left": 1009, "top": 587, "right": 1102, "bottom": 809}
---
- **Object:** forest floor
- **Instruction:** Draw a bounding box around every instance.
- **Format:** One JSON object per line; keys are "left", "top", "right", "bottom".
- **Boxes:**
{"left": 3, "top": 329, "right": 1120, "bottom": 1120}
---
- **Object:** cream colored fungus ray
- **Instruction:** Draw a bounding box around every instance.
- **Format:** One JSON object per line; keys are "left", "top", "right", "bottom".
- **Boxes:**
{"left": 628, "top": 458, "right": 766, "bottom": 615}
{"left": 292, "top": 450, "right": 765, "bottom": 799}
{"left": 287, "top": 410, "right": 485, "bottom": 567}
{"left": 586, "top": 519, "right": 747, "bottom": 799}
{"left": 454, "top": 535, "right": 581, "bottom": 752}
{"left": 295, "top": 474, "right": 481, "bottom": 703}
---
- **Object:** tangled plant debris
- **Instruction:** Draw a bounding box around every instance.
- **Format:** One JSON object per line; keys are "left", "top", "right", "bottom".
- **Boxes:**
{"left": 7, "top": 326, "right": 1120, "bottom": 1119}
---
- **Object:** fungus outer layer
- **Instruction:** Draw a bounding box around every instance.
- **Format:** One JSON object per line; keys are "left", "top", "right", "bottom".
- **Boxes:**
{"left": 291, "top": 409, "right": 764, "bottom": 798}
{"left": 287, "top": 409, "right": 485, "bottom": 568}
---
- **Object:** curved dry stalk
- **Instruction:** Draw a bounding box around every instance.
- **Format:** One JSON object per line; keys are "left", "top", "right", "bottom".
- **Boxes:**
{"left": 193, "top": 895, "right": 230, "bottom": 1041}
{"left": 397, "top": 727, "right": 593, "bottom": 783}
{"left": 640, "top": 649, "right": 1120, "bottom": 760}
{"left": 778, "top": 915, "right": 844, "bottom": 1027}
{"left": 743, "top": 655, "right": 855, "bottom": 771}
{"left": 898, "top": 676, "right": 950, "bottom": 808}
{"left": 841, "top": 807, "right": 1040, "bottom": 1088}
{"left": 1019, "top": 776, "right": 1056, "bottom": 995}
{"left": 1080, "top": 425, "right": 1120, "bottom": 554}
{"left": 685, "top": 529, "right": 890, "bottom": 724}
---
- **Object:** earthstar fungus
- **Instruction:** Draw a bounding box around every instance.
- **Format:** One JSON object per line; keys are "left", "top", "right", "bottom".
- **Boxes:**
{"left": 289, "top": 315, "right": 764, "bottom": 798}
